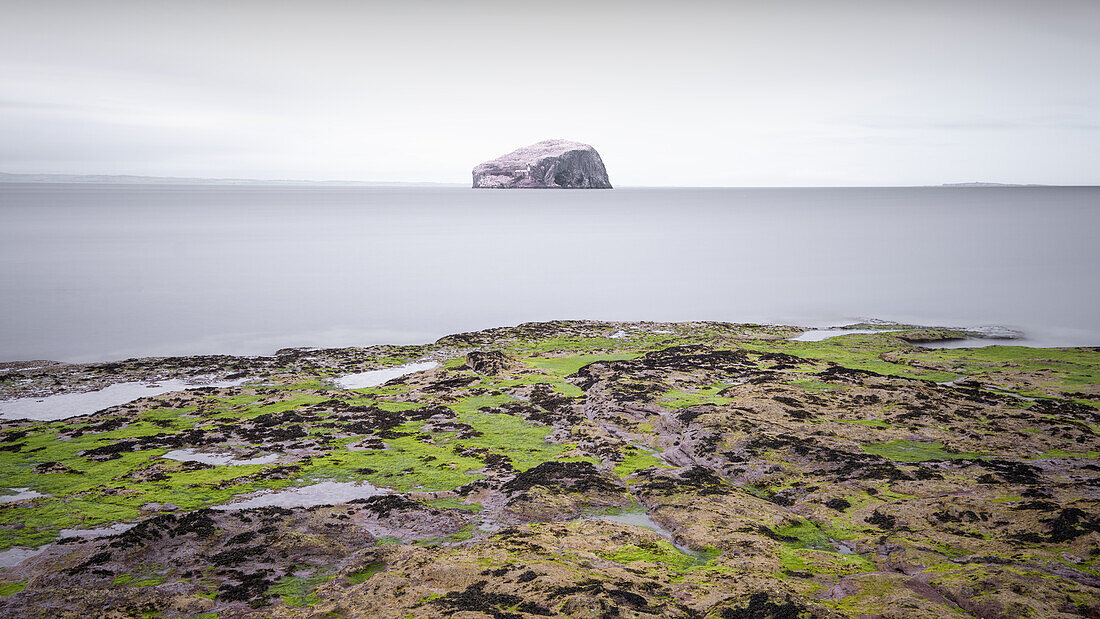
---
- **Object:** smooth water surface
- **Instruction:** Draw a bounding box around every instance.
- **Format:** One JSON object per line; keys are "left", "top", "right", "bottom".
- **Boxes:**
{"left": 58, "top": 523, "right": 137, "bottom": 540}
{"left": 0, "top": 376, "right": 250, "bottom": 421}
{"left": 791, "top": 328, "right": 901, "bottom": 341}
{"left": 162, "top": 449, "right": 280, "bottom": 466}
{"left": 0, "top": 488, "right": 47, "bottom": 504}
{"left": 333, "top": 361, "right": 440, "bottom": 389}
{"left": 212, "top": 481, "right": 390, "bottom": 510}
{"left": 2, "top": 184, "right": 1098, "bottom": 361}
{"left": 0, "top": 546, "right": 47, "bottom": 568}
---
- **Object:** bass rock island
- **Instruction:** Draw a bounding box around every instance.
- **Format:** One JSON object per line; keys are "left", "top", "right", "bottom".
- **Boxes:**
{"left": 472, "top": 139, "right": 612, "bottom": 189}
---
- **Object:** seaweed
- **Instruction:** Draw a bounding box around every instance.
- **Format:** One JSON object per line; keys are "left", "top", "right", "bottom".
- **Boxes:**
{"left": 719, "top": 592, "right": 811, "bottom": 619}
{"left": 502, "top": 461, "right": 622, "bottom": 495}
{"left": 428, "top": 580, "right": 524, "bottom": 618}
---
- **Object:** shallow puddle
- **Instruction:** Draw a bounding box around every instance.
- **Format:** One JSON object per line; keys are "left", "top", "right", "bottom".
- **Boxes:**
{"left": 917, "top": 338, "right": 1001, "bottom": 349}
{"left": 0, "top": 376, "right": 251, "bottom": 421}
{"left": 59, "top": 523, "right": 137, "bottom": 539}
{"left": 212, "top": 481, "right": 391, "bottom": 510}
{"left": 576, "top": 510, "right": 712, "bottom": 562}
{"left": 0, "top": 545, "right": 47, "bottom": 568}
{"left": 333, "top": 361, "right": 439, "bottom": 389}
{"left": 935, "top": 380, "right": 1035, "bottom": 401}
{"left": 0, "top": 488, "right": 48, "bottom": 504}
{"left": 791, "top": 329, "right": 899, "bottom": 341}
{"left": 163, "top": 448, "right": 280, "bottom": 466}
{"left": 794, "top": 325, "right": 1021, "bottom": 347}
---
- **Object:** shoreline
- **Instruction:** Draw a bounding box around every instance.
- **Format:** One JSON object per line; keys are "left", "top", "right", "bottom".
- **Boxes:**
{"left": 1, "top": 319, "right": 1097, "bottom": 616}
{"left": 1, "top": 319, "right": 1088, "bottom": 421}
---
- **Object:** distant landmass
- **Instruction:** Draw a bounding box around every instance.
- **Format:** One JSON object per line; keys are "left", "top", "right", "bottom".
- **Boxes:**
{"left": 0, "top": 172, "right": 462, "bottom": 187}
{"left": 2, "top": 172, "right": 1067, "bottom": 189}
{"left": 941, "top": 182, "right": 1047, "bottom": 187}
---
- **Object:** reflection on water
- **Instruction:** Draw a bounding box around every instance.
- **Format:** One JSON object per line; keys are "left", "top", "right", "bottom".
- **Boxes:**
{"left": 212, "top": 481, "right": 390, "bottom": 510}
{"left": 59, "top": 523, "right": 136, "bottom": 539}
{"left": 162, "top": 448, "right": 280, "bottom": 466}
{"left": 0, "top": 376, "right": 250, "bottom": 421}
{"left": 0, "top": 545, "right": 47, "bottom": 568}
{"left": 2, "top": 184, "right": 1098, "bottom": 362}
{"left": 334, "top": 361, "right": 440, "bottom": 389}
{"left": 791, "top": 328, "right": 899, "bottom": 341}
{"left": 0, "top": 487, "right": 47, "bottom": 504}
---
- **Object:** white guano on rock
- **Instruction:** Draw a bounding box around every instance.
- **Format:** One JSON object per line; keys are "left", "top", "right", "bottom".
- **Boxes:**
{"left": 472, "top": 139, "right": 612, "bottom": 189}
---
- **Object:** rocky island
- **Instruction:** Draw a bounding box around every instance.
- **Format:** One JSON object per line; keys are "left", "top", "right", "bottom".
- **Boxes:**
{"left": 472, "top": 140, "right": 612, "bottom": 189}
{"left": 0, "top": 321, "right": 1098, "bottom": 617}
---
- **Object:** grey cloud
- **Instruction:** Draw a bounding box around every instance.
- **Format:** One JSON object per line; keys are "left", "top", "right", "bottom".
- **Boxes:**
{"left": 0, "top": 0, "right": 1097, "bottom": 185}
{"left": 842, "top": 115, "right": 1100, "bottom": 132}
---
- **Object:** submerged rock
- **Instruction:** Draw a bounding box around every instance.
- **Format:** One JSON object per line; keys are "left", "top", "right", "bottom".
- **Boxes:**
{"left": 472, "top": 139, "right": 612, "bottom": 189}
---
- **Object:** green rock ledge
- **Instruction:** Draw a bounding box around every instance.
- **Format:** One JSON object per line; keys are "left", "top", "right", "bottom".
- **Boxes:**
{"left": 0, "top": 320, "right": 1097, "bottom": 617}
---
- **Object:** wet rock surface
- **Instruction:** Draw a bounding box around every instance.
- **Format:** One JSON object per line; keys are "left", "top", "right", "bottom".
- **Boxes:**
{"left": 0, "top": 320, "right": 1098, "bottom": 617}
{"left": 466, "top": 350, "right": 513, "bottom": 375}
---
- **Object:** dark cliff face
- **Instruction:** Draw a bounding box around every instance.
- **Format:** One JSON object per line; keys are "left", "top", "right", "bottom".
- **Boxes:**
{"left": 472, "top": 139, "right": 612, "bottom": 189}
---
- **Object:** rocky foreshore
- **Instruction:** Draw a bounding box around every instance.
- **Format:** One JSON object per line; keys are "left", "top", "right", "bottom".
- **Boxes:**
{"left": 0, "top": 320, "right": 1097, "bottom": 617}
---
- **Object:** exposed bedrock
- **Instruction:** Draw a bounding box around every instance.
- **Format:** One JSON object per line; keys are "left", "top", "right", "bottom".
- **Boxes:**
{"left": 472, "top": 139, "right": 612, "bottom": 189}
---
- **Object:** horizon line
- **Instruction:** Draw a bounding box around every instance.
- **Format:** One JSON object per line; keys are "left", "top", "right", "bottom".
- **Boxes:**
{"left": 0, "top": 171, "right": 1093, "bottom": 189}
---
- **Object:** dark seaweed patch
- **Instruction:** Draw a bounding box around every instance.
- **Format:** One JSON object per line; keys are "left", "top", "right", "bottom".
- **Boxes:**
{"left": 1045, "top": 508, "right": 1100, "bottom": 543}
{"left": 109, "top": 509, "right": 217, "bottom": 549}
{"left": 217, "top": 569, "right": 274, "bottom": 604}
{"left": 967, "top": 459, "right": 1042, "bottom": 485}
{"left": 640, "top": 346, "right": 750, "bottom": 371}
{"left": 429, "top": 580, "right": 524, "bottom": 618}
{"left": 635, "top": 465, "right": 730, "bottom": 496}
{"left": 502, "top": 461, "right": 624, "bottom": 495}
{"left": 347, "top": 494, "right": 426, "bottom": 517}
{"left": 720, "top": 592, "right": 810, "bottom": 619}
{"left": 865, "top": 510, "right": 896, "bottom": 530}
{"left": 66, "top": 550, "right": 113, "bottom": 575}
{"left": 211, "top": 545, "right": 265, "bottom": 566}
{"left": 467, "top": 350, "right": 512, "bottom": 375}
{"left": 817, "top": 365, "right": 883, "bottom": 381}
{"left": 424, "top": 376, "right": 478, "bottom": 392}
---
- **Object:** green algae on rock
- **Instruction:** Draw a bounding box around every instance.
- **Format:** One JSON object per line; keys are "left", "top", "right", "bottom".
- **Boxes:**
{"left": 0, "top": 320, "right": 1097, "bottom": 617}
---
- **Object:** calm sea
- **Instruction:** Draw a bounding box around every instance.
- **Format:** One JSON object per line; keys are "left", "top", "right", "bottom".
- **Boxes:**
{"left": 1, "top": 183, "right": 1098, "bottom": 362}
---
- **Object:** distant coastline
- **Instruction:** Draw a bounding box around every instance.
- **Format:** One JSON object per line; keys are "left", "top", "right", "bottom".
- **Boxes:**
{"left": 0, "top": 171, "right": 463, "bottom": 187}
{"left": 941, "top": 181, "right": 1047, "bottom": 187}
{"left": 1, "top": 172, "right": 1085, "bottom": 189}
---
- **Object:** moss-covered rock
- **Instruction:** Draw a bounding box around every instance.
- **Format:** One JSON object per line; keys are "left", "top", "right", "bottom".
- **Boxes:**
{"left": 1, "top": 320, "right": 1097, "bottom": 617}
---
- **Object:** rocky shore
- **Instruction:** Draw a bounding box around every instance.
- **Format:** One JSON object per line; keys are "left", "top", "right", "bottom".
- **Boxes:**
{"left": 0, "top": 320, "right": 1097, "bottom": 617}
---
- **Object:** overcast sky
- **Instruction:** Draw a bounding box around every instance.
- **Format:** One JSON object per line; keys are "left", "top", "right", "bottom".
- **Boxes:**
{"left": 1, "top": 0, "right": 1097, "bottom": 186}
